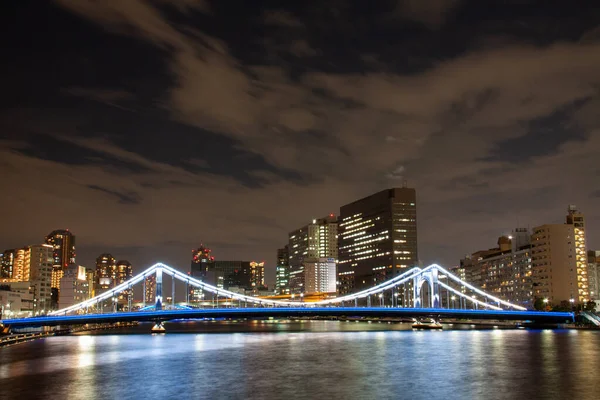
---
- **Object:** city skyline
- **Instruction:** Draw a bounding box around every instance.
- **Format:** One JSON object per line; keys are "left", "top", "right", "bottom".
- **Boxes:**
{"left": 2, "top": 1, "right": 600, "bottom": 284}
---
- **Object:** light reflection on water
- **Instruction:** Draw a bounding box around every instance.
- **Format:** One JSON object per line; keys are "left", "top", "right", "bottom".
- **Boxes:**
{"left": 0, "top": 321, "right": 599, "bottom": 400}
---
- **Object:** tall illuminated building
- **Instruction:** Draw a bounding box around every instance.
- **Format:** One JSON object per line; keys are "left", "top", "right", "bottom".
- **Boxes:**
{"left": 12, "top": 248, "right": 27, "bottom": 281}
{"left": 275, "top": 246, "right": 290, "bottom": 295}
{"left": 95, "top": 253, "right": 116, "bottom": 294}
{"left": 26, "top": 245, "right": 54, "bottom": 313}
{"left": 288, "top": 214, "right": 338, "bottom": 294}
{"left": 45, "top": 229, "right": 76, "bottom": 289}
{"left": 115, "top": 260, "right": 133, "bottom": 304}
{"left": 532, "top": 205, "right": 589, "bottom": 304}
{"left": 337, "top": 187, "right": 417, "bottom": 295}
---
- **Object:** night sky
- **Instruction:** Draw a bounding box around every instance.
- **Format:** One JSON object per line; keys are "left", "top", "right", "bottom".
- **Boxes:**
{"left": 2, "top": 0, "right": 600, "bottom": 285}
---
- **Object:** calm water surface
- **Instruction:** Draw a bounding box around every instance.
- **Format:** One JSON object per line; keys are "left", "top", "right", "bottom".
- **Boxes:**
{"left": 1, "top": 321, "right": 599, "bottom": 400}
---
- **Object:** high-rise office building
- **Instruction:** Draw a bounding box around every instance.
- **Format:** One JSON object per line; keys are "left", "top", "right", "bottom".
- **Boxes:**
{"left": 288, "top": 215, "right": 338, "bottom": 294}
{"left": 45, "top": 230, "right": 76, "bottom": 290}
{"left": 588, "top": 251, "right": 599, "bottom": 301}
{"left": 531, "top": 206, "right": 589, "bottom": 304}
{"left": 337, "top": 188, "right": 417, "bottom": 294}
{"left": 95, "top": 253, "right": 116, "bottom": 294}
{"left": 1, "top": 249, "right": 16, "bottom": 279}
{"left": 275, "top": 246, "right": 290, "bottom": 295}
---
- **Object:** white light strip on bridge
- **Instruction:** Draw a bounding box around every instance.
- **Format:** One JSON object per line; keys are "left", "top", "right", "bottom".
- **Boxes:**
{"left": 49, "top": 264, "right": 162, "bottom": 315}
{"left": 431, "top": 264, "right": 527, "bottom": 311}
{"left": 50, "top": 262, "right": 526, "bottom": 315}
{"left": 437, "top": 281, "right": 502, "bottom": 311}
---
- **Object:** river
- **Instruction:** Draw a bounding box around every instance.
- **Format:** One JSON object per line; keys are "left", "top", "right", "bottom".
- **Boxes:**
{"left": 1, "top": 321, "right": 599, "bottom": 399}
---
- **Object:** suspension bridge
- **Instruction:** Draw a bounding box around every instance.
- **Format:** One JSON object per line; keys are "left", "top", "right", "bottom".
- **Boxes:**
{"left": 1, "top": 263, "right": 574, "bottom": 330}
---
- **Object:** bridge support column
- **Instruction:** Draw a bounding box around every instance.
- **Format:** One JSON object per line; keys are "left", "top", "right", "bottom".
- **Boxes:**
{"left": 128, "top": 287, "right": 132, "bottom": 311}
{"left": 155, "top": 268, "right": 163, "bottom": 311}
{"left": 143, "top": 278, "right": 146, "bottom": 308}
{"left": 431, "top": 268, "right": 440, "bottom": 308}
{"left": 172, "top": 278, "right": 175, "bottom": 308}
{"left": 413, "top": 277, "right": 421, "bottom": 308}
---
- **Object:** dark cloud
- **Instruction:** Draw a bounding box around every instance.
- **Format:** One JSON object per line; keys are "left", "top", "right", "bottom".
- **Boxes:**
{"left": 1, "top": 0, "right": 599, "bottom": 284}
{"left": 87, "top": 185, "right": 142, "bottom": 205}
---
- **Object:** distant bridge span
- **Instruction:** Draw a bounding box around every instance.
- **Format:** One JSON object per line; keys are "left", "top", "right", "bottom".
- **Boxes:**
{"left": 2, "top": 307, "right": 574, "bottom": 328}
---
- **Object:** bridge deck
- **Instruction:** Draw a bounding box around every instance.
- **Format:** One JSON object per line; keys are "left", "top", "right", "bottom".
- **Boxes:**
{"left": 1, "top": 307, "right": 574, "bottom": 328}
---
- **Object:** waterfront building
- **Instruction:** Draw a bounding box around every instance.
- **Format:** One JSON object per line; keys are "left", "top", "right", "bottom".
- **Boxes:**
{"left": 337, "top": 187, "right": 417, "bottom": 295}
{"left": 460, "top": 229, "right": 533, "bottom": 309}
{"left": 44, "top": 229, "right": 76, "bottom": 290}
{"left": 59, "top": 264, "right": 89, "bottom": 310}
{"left": 531, "top": 206, "right": 589, "bottom": 304}
{"left": 275, "top": 246, "right": 290, "bottom": 295}
{"left": 288, "top": 214, "right": 338, "bottom": 294}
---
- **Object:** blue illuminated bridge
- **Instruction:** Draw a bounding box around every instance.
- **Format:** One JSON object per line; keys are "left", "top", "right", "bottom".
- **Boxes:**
{"left": 1, "top": 263, "right": 574, "bottom": 330}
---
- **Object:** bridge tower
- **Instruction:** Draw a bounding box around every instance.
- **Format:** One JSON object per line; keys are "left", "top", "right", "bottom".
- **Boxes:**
{"left": 413, "top": 266, "right": 440, "bottom": 308}
{"left": 155, "top": 267, "right": 163, "bottom": 310}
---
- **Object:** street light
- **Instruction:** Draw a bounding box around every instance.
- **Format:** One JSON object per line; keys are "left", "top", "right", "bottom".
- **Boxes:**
{"left": 394, "top": 292, "right": 399, "bottom": 308}
{"left": 451, "top": 295, "right": 456, "bottom": 309}
{"left": 378, "top": 293, "right": 383, "bottom": 307}
{"left": 569, "top": 298, "right": 575, "bottom": 312}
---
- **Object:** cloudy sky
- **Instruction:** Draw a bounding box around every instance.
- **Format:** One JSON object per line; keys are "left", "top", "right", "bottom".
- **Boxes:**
{"left": 2, "top": 0, "right": 600, "bottom": 284}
